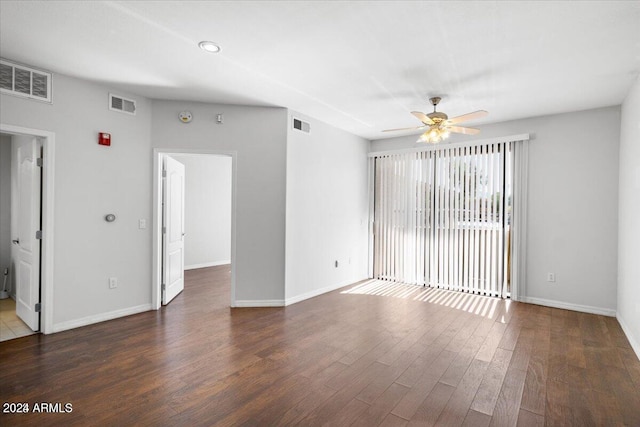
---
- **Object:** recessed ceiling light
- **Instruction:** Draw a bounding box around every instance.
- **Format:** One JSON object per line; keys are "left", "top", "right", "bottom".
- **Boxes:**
{"left": 198, "top": 41, "right": 221, "bottom": 53}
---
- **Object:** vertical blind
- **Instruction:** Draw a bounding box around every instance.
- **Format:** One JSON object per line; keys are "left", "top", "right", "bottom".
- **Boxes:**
{"left": 372, "top": 139, "right": 526, "bottom": 298}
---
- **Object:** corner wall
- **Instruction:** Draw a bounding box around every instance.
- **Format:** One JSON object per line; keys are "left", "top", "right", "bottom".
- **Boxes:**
{"left": 371, "top": 106, "right": 621, "bottom": 315}
{"left": 285, "top": 112, "right": 370, "bottom": 303}
{"left": 0, "top": 136, "right": 11, "bottom": 283}
{"left": 618, "top": 76, "right": 640, "bottom": 357}
{"left": 151, "top": 101, "right": 288, "bottom": 304}
{"left": 1, "top": 74, "right": 153, "bottom": 329}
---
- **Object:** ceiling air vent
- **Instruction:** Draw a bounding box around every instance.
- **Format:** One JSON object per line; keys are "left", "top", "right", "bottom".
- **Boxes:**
{"left": 0, "top": 59, "right": 52, "bottom": 103}
{"left": 292, "top": 117, "right": 310, "bottom": 133}
{"left": 109, "top": 93, "right": 136, "bottom": 115}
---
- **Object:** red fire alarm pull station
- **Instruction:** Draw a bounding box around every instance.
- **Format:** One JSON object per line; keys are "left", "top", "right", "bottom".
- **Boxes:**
{"left": 99, "top": 132, "right": 111, "bottom": 146}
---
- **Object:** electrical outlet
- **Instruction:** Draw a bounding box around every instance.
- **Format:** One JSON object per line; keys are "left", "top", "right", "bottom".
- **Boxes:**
{"left": 109, "top": 277, "right": 118, "bottom": 289}
{"left": 547, "top": 273, "right": 556, "bottom": 282}
{"left": 138, "top": 219, "right": 146, "bottom": 229}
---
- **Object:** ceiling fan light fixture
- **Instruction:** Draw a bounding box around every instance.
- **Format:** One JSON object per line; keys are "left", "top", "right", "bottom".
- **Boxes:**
{"left": 198, "top": 41, "right": 221, "bottom": 53}
{"left": 418, "top": 126, "right": 450, "bottom": 144}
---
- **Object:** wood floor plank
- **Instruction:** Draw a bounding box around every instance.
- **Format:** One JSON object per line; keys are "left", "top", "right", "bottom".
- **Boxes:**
{"left": 275, "top": 382, "right": 337, "bottom": 425}
{"left": 520, "top": 330, "right": 549, "bottom": 416}
{"left": 352, "top": 383, "right": 409, "bottom": 427}
{"left": 0, "top": 267, "right": 638, "bottom": 426}
{"left": 515, "top": 409, "right": 544, "bottom": 427}
{"left": 508, "top": 327, "right": 534, "bottom": 372}
{"left": 439, "top": 334, "right": 485, "bottom": 387}
{"left": 406, "top": 381, "right": 455, "bottom": 427}
{"left": 434, "top": 358, "right": 491, "bottom": 426}
{"left": 476, "top": 321, "right": 508, "bottom": 362}
{"left": 379, "top": 413, "right": 409, "bottom": 427}
{"left": 490, "top": 365, "right": 527, "bottom": 427}
{"left": 471, "top": 347, "right": 513, "bottom": 415}
{"left": 321, "top": 396, "right": 370, "bottom": 427}
{"left": 391, "top": 350, "right": 456, "bottom": 420}
{"left": 301, "top": 361, "right": 388, "bottom": 426}
{"left": 462, "top": 409, "right": 492, "bottom": 427}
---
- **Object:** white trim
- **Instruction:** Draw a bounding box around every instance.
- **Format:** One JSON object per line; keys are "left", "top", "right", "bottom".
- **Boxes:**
{"left": 52, "top": 304, "right": 152, "bottom": 333}
{"left": 616, "top": 312, "right": 640, "bottom": 360}
{"left": 185, "top": 260, "right": 230, "bottom": 270}
{"left": 234, "top": 299, "right": 284, "bottom": 307}
{"left": 0, "top": 123, "right": 55, "bottom": 335}
{"left": 520, "top": 296, "right": 616, "bottom": 317}
{"left": 367, "top": 157, "right": 375, "bottom": 279}
{"left": 152, "top": 148, "right": 237, "bottom": 310}
{"left": 510, "top": 140, "right": 529, "bottom": 301}
{"left": 285, "top": 277, "right": 368, "bottom": 306}
{"left": 368, "top": 133, "right": 530, "bottom": 158}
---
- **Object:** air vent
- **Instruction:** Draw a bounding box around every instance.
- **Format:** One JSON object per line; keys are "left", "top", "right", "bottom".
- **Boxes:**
{"left": 109, "top": 93, "right": 136, "bottom": 115}
{"left": 0, "top": 59, "right": 52, "bottom": 103}
{"left": 293, "top": 117, "right": 310, "bottom": 133}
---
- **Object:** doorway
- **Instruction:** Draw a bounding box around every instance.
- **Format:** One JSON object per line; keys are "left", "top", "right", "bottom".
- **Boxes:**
{"left": 152, "top": 149, "right": 236, "bottom": 309}
{"left": 0, "top": 124, "right": 56, "bottom": 338}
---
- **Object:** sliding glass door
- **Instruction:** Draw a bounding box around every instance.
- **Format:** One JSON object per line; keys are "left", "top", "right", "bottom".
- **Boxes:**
{"left": 372, "top": 139, "right": 526, "bottom": 298}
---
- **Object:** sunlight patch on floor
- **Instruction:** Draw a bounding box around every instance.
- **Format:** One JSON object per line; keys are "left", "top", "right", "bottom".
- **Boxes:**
{"left": 341, "top": 279, "right": 504, "bottom": 319}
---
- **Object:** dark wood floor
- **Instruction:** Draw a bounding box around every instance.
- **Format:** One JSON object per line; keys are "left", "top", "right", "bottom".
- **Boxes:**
{"left": 1, "top": 266, "right": 639, "bottom": 426}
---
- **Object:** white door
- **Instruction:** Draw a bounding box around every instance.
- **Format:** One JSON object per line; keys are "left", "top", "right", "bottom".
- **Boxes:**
{"left": 11, "top": 136, "right": 41, "bottom": 331}
{"left": 162, "top": 156, "right": 185, "bottom": 305}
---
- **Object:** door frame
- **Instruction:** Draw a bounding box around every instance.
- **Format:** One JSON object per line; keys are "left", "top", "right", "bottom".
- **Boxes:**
{"left": 152, "top": 148, "right": 237, "bottom": 309}
{"left": 0, "top": 123, "right": 55, "bottom": 334}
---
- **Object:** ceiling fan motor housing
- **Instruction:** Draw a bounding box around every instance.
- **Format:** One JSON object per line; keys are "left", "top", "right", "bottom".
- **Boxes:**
{"left": 427, "top": 112, "right": 448, "bottom": 123}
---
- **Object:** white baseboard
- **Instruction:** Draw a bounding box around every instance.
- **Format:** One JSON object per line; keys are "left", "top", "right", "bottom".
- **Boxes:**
{"left": 616, "top": 312, "right": 640, "bottom": 361}
{"left": 285, "top": 276, "right": 369, "bottom": 306}
{"left": 233, "top": 299, "right": 285, "bottom": 308}
{"left": 185, "top": 260, "right": 230, "bottom": 270}
{"left": 51, "top": 304, "right": 152, "bottom": 333}
{"left": 231, "top": 277, "right": 369, "bottom": 308}
{"left": 520, "top": 296, "right": 616, "bottom": 317}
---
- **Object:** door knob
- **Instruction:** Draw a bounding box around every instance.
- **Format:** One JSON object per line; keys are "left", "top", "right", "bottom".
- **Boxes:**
{"left": 12, "top": 239, "right": 19, "bottom": 245}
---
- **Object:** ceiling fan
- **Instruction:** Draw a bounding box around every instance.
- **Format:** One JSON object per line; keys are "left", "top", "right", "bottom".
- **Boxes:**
{"left": 383, "top": 97, "right": 488, "bottom": 143}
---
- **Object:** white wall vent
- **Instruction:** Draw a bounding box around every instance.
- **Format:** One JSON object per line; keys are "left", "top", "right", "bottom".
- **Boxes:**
{"left": 0, "top": 59, "right": 52, "bottom": 103}
{"left": 292, "top": 117, "right": 310, "bottom": 133}
{"left": 109, "top": 93, "right": 136, "bottom": 115}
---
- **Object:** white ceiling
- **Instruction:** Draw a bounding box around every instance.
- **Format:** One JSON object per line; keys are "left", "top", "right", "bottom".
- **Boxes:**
{"left": 1, "top": 1, "right": 639, "bottom": 140}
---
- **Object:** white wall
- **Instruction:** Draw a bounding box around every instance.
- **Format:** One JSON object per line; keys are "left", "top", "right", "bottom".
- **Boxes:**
{"left": 151, "top": 101, "right": 288, "bottom": 303}
{"left": 170, "top": 155, "right": 232, "bottom": 269}
{"left": 618, "top": 76, "right": 640, "bottom": 356}
{"left": 0, "top": 135, "right": 11, "bottom": 282}
{"left": 371, "top": 107, "right": 621, "bottom": 314}
{"left": 0, "top": 74, "right": 153, "bottom": 329}
{"left": 285, "top": 112, "right": 370, "bottom": 303}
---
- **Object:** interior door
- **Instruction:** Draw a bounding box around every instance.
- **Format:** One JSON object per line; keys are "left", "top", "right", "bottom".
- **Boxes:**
{"left": 12, "top": 136, "right": 41, "bottom": 331}
{"left": 162, "top": 156, "right": 185, "bottom": 305}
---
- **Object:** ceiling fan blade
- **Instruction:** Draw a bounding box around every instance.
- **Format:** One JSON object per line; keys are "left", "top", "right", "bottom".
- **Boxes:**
{"left": 448, "top": 125, "right": 480, "bottom": 135}
{"left": 381, "top": 125, "right": 426, "bottom": 133}
{"left": 411, "top": 111, "right": 434, "bottom": 125}
{"left": 447, "top": 110, "right": 488, "bottom": 125}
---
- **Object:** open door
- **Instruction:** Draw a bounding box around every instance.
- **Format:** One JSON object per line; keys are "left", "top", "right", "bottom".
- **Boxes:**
{"left": 12, "top": 136, "right": 41, "bottom": 331}
{"left": 162, "top": 156, "right": 185, "bottom": 305}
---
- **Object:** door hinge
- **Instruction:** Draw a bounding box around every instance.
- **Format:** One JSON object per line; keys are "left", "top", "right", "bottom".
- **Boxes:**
{"left": 36, "top": 158, "right": 43, "bottom": 167}
{"left": 35, "top": 230, "right": 43, "bottom": 240}
{"left": 161, "top": 283, "right": 166, "bottom": 291}
{"left": 162, "top": 226, "right": 166, "bottom": 234}
{"left": 162, "top": 169, "right": 167, "bottom": 178}
{"left": 35, "top": 303, "right": 41, "bottom": 312}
